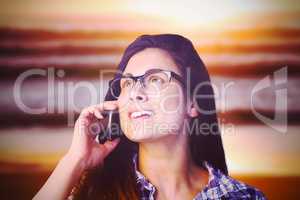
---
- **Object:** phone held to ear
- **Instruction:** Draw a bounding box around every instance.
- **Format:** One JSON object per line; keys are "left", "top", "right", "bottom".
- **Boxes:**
{"left": 96, "top": 109, "right": 121, "bottom": 144}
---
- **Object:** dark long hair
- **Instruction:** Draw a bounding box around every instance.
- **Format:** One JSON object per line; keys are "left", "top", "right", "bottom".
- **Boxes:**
{"left": 73, "top": 34, "right": 227, "bottom": 199}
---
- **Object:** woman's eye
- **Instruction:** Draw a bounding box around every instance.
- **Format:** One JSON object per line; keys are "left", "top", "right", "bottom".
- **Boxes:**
{"left": 149, "top": 76, "right": 164, "bottom": 84}
{"left": 122, "top": 80, "right": 132, "bottom": 88}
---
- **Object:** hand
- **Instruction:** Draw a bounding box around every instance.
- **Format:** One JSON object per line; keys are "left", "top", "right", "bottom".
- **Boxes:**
{"left": 66, "top": 100, "right": 120, "bottom": 170}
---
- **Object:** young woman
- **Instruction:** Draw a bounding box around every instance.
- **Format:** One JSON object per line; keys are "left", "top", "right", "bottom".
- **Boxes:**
{"left": 34, "top": 34, "right": 266, "bottom": 200}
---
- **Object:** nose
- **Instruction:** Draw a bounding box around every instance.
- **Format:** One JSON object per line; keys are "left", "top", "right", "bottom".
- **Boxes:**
{"left": 129, "top": 81, "right": 148, "bottom": 102}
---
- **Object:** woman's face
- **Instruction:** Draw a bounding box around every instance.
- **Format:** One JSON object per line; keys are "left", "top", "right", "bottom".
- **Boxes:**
{"left": 117, "top": 48, "right": 188, "bottom": 142}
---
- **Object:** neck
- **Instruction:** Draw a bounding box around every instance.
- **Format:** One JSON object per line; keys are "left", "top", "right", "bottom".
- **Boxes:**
{"left": 138, "top": 134, "right": 208, "bottom": 199}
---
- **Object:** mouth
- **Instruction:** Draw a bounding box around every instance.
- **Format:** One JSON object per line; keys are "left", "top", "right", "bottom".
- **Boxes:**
{"left": 129, "top": 110, "right": 154, "bottom": 120}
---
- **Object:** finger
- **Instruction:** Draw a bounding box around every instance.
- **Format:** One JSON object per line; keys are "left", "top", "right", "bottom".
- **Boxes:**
{"left": 79, "top": 107, "right": 93, "bottom": 119}
{"left": 76, "top": 117, "right": 89, "bottom": 137}
{"left": 77, "top": 108, "right": 99, "bottom": 137}
{"left": 85, "top": 106, "right": 103, "bottom": 120}
{"left": 94, "top": 109, "right": 104, "bottom": 119}
{"left": 95, "top": 101, "right": 119, "bottom": 111}
{"left": 102, "top": 138, "right": 120, "bottom": 157}
{"left": 76, "top": 101, "right": 117, "bottom": 138}
{"left": 79, "top": 106, "right": 101, "bottom": 122}
{"left": 81, "top": 101, "right": 117, "bottom": 120}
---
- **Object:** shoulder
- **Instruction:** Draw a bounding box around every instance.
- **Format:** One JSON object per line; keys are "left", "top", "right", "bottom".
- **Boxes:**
{"left": 200, "top": 162, "right": 267, "bottom": 200}
{"left": 220, "top": 175, "right": 266, "bottom": 199}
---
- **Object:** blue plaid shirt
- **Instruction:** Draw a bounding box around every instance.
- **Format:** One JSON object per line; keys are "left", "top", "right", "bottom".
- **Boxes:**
{"left": 133, "top": 154, "right": 266, "bottom": 200}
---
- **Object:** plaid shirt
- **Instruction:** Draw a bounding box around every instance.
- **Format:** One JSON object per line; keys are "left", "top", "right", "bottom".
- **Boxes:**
{"left": 133, "top": 154, "right": 266, "bottom": 200}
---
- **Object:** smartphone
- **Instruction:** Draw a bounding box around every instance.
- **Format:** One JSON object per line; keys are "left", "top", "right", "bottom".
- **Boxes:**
{"left": 96, "top": 109, "right": 121, "bottom": 144}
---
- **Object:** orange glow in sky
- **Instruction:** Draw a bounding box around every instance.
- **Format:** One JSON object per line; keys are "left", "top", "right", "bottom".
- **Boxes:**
{"left": 0, "top": 0, "right": 299, "bottom": 30}
{"left": 0, "top": 0, "right": 299, "bottom": 177}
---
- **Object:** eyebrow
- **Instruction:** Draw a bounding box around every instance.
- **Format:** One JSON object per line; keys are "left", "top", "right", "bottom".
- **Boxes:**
{"left": 122, "top": 72, "right": 134, "bottom": 77}
{"left": 122, "top": 68, "right": 160, "bottom": 77}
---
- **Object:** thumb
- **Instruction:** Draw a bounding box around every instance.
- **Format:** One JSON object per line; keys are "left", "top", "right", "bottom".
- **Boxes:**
{"left": 102, "top": 138, "right": 121, "bottom": 157}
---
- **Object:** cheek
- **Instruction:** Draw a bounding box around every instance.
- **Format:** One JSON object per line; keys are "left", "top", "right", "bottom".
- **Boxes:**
{"left": 116, "top": 96, "right": 130, "bottom": 133}
{"left": 118, "top": 110, "right": 135, "bottom": 140}
{"left": 117, "top": 94, "right": 131, "bottom": 116}
{"left": 152, "top": 86, "right": 186, "bottom": 133}
{"left": 158, "top": 86, "right": 185, "bottom": 115}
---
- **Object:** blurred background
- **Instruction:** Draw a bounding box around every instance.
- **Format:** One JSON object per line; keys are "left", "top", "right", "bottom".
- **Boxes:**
{"left": 0, "top": 0, "right": 299, "bottom": 199}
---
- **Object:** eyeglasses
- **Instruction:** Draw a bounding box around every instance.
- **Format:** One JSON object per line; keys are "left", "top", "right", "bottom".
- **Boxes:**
{"left": 109, "top": 68, "right": 185, "bottom": 98}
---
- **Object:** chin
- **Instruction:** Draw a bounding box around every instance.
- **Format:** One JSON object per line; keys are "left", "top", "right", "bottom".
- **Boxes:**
{"left": 125, "top": 129, "right": 174, "bottom": 143}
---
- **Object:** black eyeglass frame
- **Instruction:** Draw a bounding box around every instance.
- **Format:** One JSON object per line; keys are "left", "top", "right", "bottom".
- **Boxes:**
{"left": 109, "top": 68, "right": 185, "bottom": 98}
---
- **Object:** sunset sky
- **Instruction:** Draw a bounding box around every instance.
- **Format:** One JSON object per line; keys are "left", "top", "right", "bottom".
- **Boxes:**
{"left": 0, "top": 0, "right": 299, "bottom": 179}
{"left": 0, "top": 0, "right": 299, "bottom": 30}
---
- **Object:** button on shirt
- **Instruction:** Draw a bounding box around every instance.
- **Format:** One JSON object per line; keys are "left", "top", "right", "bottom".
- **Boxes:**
{"left": 133, "top": 154, "right": 267, "bottom": 200}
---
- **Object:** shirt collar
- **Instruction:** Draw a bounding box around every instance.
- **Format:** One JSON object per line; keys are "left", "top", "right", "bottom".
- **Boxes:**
{"left": 132, "top": 153, "right": 249, "bottom": 199}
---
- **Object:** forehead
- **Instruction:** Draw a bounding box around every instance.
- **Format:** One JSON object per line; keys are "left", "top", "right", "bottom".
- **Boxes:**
{"left": 123, "top": 48, "right": 181, "bottom": 76}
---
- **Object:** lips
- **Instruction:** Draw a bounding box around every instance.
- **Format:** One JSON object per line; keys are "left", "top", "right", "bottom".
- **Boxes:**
{"left": 129, "top": 110, "right": 154, "bottom": 119}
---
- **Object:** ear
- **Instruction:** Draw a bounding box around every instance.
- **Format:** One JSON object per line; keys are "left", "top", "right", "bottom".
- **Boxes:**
{"left": 187, "top": 100, "right": 199, "bottom": 118}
